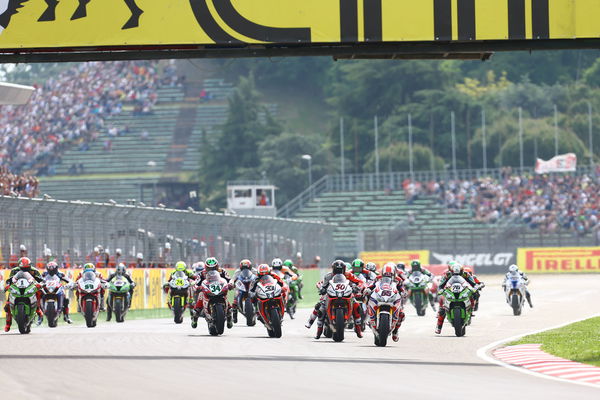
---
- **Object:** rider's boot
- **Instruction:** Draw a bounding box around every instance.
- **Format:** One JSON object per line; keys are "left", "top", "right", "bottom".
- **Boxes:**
{"left": 227, "top": 308, "right": 233, "bottom": 329}
{"left": 63, "top": 307, "right": 73, "bottom": 324}
{"left": 99, "top": 293, "right": 106, "bottom": 311}
{"left": 4, "top": 305, "right": 11, "bottom": 332}
{"left": 435, "top": 309, "right": 445, "bottom": 334}
{"left": 354, "top": 323, "right": 363, "bottom": 338}
{"left": 36, "top": 307, "right": 44, "bottom": 326}
{"left": 392, "top": 327, "right": 400, "bottom": 342}
{"left": 526, "top": 292, "right": 533, "bottom": 308}
{"left": 191, "top": 310, "right": 198, "bottom": 329}
{"left": 314, "top": 326, "right": 323, "bottom": 339}
{"left": 305, "top": 308, "right": 319, "bottom": 329}
{"left": 429, "top": 295, "right": 437, "bottom": 311}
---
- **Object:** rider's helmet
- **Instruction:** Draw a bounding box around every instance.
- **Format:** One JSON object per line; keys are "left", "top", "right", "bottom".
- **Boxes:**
{"left": 271, "top": 258, "right": 283, "bottom": 270}
{"left": 382, "top": 263, "right": 396, "bottom": 278}
{"left": 345, "top": 262, "right": 352, "bottom": 273}
{"left": 351, "top": 259, "right": 364, "bottom": 275}
{"left": 257, "top": 264, "right": 271, "bottom": 277}
{"left": 283, "top": 259, "right": 294, "bottom": 268}
{"left": 396, "top": 262, "right": 406, "bottom": 271}
{"left": 205, "top": 257, "right": 219, "bottom": 271}
{"left": 83, "top": 263, "right": 96, "bottom": 273}
{"left": 116, "top": 263, "right": 127, "bottom": 275}
{"left": 410, "top": 259, "right": 422, "bottom": 272}
{"left": 116, "top": 248, "right": 122, "bottom": 255}
{"left": 175, "top": 261, "right": 187, "bottom": 272}
{"left": 365, "top": 262, "right": 377, "bottom": 273}
{"left": 193, "top": 262, "right": 206, "bottom": 275}
{"left": 447, "top": 260, "right": 457, "bottom": 272}
{"left": 463, "top": 266, "right": 473, "bottom": 274}
{"left": 239, "top": 259, "right": 252, "bottom": 270}
{"left": 451, "top": 263, "right": 464, "bottom": 275}
{"left": 508, "top": 264, "right": 519, "bottom": 273}
{"left": 46, "top": 261, "right": 58, "bottom": 274}
{"left": 18, "top": 257, "right": 32, "bottom": 270}
{"left": 331, "top": 260, "right": 346, "bottom": 275}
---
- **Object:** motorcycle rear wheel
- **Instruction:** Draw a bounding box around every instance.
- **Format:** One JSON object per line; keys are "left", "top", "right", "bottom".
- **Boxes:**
{"left": 376, "top": 313, "right": 390, "bottom": 347}
{"left": 333, "top": 309, "right": 345, "bottom": 342}
{"left": 270, "top": 308, "right": 282, "bottom": 338}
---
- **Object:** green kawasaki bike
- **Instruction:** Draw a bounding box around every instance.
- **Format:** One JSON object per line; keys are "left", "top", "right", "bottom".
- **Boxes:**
{"left": 440, "top": 275, "right": 476, "bottom": 337}
{"left": 7, "top": 271, "right": 39, "bottom": 334}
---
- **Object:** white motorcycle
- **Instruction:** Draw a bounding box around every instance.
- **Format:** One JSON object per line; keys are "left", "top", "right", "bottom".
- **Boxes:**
{"left": 504, "top": 272, "right": 526, "bottom": 316}
{"left": 367, "top": 277, "right": 401, "bottom": 347}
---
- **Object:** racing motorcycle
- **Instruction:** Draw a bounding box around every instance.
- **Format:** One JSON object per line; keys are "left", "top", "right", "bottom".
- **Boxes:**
{"left": 200, "top": 270, "right": 231, "bottom": 336}
{"left": 440, "top": 276, "right": 475, "bottom": 337}
{"left": 235, "top": 269, "right": 257, "bottom": 326}
{"left": 255, "top": 275, "right": 285, "bottom": 338}
{"left": 367, "top": 277, "right": 401, "bottom": 347}
{"left": 505, "top": 273, "right": 526, "bottom": 316}
{"left": 7, "top": 271, "right": 39, "bottom": 334}
{"left": 322, "top": 274, "right": 353, "bottom": 342}
{"left": 285, "top": 275, "right": 299, "bottom": 320}
{"left": 405, "top": 271, "right": 431, "bottom": 316}
{"left": 76, "top": 271, "right": 103, "bottom": 328}
{"left": 42, "top": 275, "right": 66, "bottom": 328}
{"left": 108, "top": 276, "right": 132, "bottom": 323}
{"left": 167, "top": 271, "right": 191, "bottom": 324}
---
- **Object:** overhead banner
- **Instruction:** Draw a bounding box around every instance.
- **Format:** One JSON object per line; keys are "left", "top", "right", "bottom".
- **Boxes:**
{"left": 360, "top": 250, "right": 430, "bottom": 267}
{"left": 0, "top": 1, "right": 599, "bottom": 51}
{"left": 535, "top": 153, "right": 577, "bottom": 174}
{"left": 517, "top": 247, "right": 600, "bottom": 273}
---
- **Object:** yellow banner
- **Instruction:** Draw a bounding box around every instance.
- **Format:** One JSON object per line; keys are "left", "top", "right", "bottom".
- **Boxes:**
{"left": 517, "top": 247, "right": 600, "bottom": 273}
{"left": 0, "top": 0, "right": 599, "bottom": 50}
{"left": 360, "top": 250, "right": 430, "bottom": 268}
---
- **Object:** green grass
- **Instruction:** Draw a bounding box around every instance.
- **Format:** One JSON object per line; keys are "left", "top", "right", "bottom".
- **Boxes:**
{"left": 509, "top": 316, "right": 600, "bottom": 367}
{"left": 297, "top": 269, "right": 322, "bottom": 309}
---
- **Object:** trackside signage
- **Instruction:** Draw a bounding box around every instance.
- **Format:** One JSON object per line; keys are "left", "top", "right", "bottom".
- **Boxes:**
{"left": 431, "top": 252, "right": 513, "bottom": 268}
{"left": 0, "top": 1, "right": 600, "bottom": 51}
{"left": 360, "top": 250, "right": 429, "bottom": 267}
{"left": 517, "top": 247, "right": 600, "bottom": 273}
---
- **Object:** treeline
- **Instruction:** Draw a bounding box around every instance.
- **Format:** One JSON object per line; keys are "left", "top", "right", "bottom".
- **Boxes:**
{"left": 200, "top": 51, "right": 600, "bottom": 209}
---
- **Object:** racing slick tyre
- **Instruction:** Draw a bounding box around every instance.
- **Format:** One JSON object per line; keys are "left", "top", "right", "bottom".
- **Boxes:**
{"left": 173, "top": 298, "right": 184, "bottom": 324}
{"left": 245, "top": 298, "right": 256, "bottom": 326}
{"left": 16, "top": 304, "right": 28, "bottom": 334}
{"left": 452, "top": 306, "right": 465, "bottom": 337}
{"left": 415, "top": 295, "right": 425, "bottom": 316}
{"left": 84, "top": 301, "right": 95, "bottom": 328}
{"left": 511, "top": 294, "right": 521, "bottom": 316}
{"left": 270, "top": 309, "right": 282, "bottom": 338}
{"left": 46, "top": 302, "right": 57, "bottom": 328}
{"left": 115, "top": 298, "right": 124, "bottom": 323}
{"left": 376, "top": 313, "right": 390, "bottom": 347}
{"left": 215, "top": 303, "right": 226, "bottom": 335}
{"left": 333, "top": 309, "right": 345, "bottom": 342}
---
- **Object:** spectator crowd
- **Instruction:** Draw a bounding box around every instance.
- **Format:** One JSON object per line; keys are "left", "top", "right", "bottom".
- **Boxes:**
{"left": 0, "top": 166, "right": 39, "bottom": 197}
{"left": 0, "top": 60, "right": 160, "bottom": 176}
{"left": 404, "top": 168, "right": 599, "bottom": 237}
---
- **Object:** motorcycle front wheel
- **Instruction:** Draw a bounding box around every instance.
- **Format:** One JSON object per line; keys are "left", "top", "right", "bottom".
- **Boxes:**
{"left": 214, "top": 303, "right": 225, "bottom": 335}
{"left": 270, "top": 308, "right": 282, "bottom": 338}
{"left": 452, "top": 306, "right": 465, "bottom": 337}
{"left": 333, "top": 309, "right": 345, "bottom": 342}
{"left": 84, "top": 301, "right": 95, "bottom": 328}
{"left": 376, "top": 313, "right": 390, "bottom": 347}
{"left": 115, "top": 298, "right": 124, "bottom": 323}
{"left": 511, "top": 294, "right": 522, "bottom": 316}
{"left": 16, "top": 304, "right": 29, "bottom": 334}
{"left": 46, "top": 302, "right": 57, "bottom": 328}
{"left": 173, "top": 297, "right": 183, "bottom": 324}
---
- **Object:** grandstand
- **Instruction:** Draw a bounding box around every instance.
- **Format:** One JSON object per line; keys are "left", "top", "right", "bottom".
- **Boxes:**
{"left": 282, "top": 171, "right": 599, "bottom": 258}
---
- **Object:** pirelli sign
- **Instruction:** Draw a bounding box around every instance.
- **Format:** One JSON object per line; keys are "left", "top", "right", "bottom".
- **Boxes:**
{"left": 0, "top": 1, "right": 599, "bottom": 61}
{"left": 517, "top": 247, "right": 600, "bottom": 273}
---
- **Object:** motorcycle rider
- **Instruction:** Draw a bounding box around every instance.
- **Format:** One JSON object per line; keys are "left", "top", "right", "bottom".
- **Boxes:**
{"left": 249, "top": 264, "right": 286, "bottom": 296}
{"left": 305, "top": 260, "right": 366, "bottom": 339}
{"left": 365, "top": 263, "right": 407, "bottom": 342}
{"left": 75, "top": 263, "right": 107, "bottom": 312}
{"left": 163, "top": 261, "right": 197, "bottom": 309}
{"left": 351, "top": 259, "right": 377, "bottom": 283}
{"left": 502, "top": 264, "right": 533, "bottom": 308}
{"left": 231, "top": 259, "right": 257, "bottom": 323}
{"left": 395, "top": 262, "right": 408, "bottom": 281}
{"left": 365, "top": 262, "right": 379, "bottom": 276}
{"left": 3, "top": 257, "right": 44, "bottom": 332}
{"left": 42, "top": 261, "right": 73, "bottom": 324}
{"left": 271, "top": 258, "right": 297, "bottom": 301}
{"left": 283, "top": 259, "right": 303, "bottom": 299}
{"left": 191, "top": 257, "right": 233, "bottom": 329}
{"left": 434, "top": 263, "right": 483, "bottom": 334}
{"left": 189, "top": 261, "right": 206, "bottom": 307}
{"left": 105, "top": 263, "right": 136, "bottom": 321}
{"left": 407, "top": 260, "right": 436, "bottom": 310}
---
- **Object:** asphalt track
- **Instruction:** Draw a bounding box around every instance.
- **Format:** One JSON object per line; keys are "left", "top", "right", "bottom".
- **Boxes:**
{"left": 2, "top": 274, "right": 599, "bottom": 400}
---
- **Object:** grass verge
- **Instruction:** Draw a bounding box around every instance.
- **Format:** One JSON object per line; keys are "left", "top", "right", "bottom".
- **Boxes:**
{"left": 508, "top": 316, "right": 600, "bottom": 367}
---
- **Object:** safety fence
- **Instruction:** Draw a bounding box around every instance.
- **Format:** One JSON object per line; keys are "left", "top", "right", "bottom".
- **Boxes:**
{"left": 0, "top": 196, "right": 335, "bottom": 269}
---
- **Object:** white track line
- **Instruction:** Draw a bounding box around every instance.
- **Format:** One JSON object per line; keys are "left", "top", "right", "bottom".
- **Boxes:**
{"left": 476, "top": 313, "right": 600, "bottom": 389}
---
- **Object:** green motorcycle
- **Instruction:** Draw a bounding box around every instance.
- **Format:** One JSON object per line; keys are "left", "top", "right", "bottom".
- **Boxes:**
{"left": 440, "top": 276, "right": 475, "bottom": 337}
{"left": 7, "top": 271, "right": 39, "bottom": 334}
{"left": 108, "top": 277, "right": 132, "bottom": 323}
{"left": 286, "top": 276, "right": 299, "bottom": 319}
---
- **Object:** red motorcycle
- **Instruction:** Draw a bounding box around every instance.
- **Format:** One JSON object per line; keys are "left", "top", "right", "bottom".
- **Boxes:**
{"left": 254, "top": 275, "right": 285, "bottom": 338}
{"left": 199, "top": 271, "right": 231, "bottom": 336}
{"left": 323, "top": 274, "right": 354, "bottom": 342}
{"left": 75, "top": 271, "right": 103, "bottom": 328}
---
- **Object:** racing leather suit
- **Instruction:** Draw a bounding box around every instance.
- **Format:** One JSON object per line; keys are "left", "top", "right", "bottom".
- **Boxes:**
{"left": 307, "top": 271, "right": 366, "bottom": 338}
{"left": 163, "top": 269, "right": 197, "bottom": 308}
{"left": 105, "top": 272, "right": 136, "bottom": 321}
{"left": 366, "top": 275, "right": 408, "bottom": 336}
{"left": 435, "top": 271, "right": 481, "bottom": 333}
{"left": 42, "top": 270, "right": 72, "bottom": 322}
{"left": 191, "top": 269, "right": 232, "bottom": 324}
{"left": 4, "top": 267, "right": 44, "bottom": 332}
